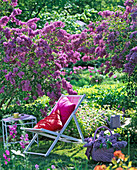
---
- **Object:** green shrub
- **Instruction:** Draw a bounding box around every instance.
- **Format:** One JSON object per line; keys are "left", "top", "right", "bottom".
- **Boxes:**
{"left": 114, "top": 109, "right": 137, "bottom": 146}
{"left": 129, "top": 109, "right": 137, "bottom": 139}
{"left": 67, "top": 68, "right": 106, "bottom": 87}
{"left": 0, "top": 96, "right": 50, "bottom": 120}
{"left": 77, "top": 83, "right": 130, "bottom": 110}
{"left": 70, "top": 78, "right": 90, "bottom": 87}
{"left": 90, "top": 74, "right": 104, "bottom": 84}
{"left": 114, "top": 126, "right": 137, "bottom": 145}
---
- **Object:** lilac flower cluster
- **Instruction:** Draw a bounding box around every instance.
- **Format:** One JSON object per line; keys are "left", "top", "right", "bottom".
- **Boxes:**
{"left": 98, "top": 10, "right": 114, "bottom": 18}
{"left": 83, "top": 131, "right": 127, "bottom": 160}
{"left": 62, "top": 78, "right": 77, "bottom": 95}
{"left": 11, "top": 0, "right": 18, "bottom": 7}
{"left": 73, "top": 66, "right": 86, "bottom": 73}
{"left": 0, "top": 16, "right": 9, "bottom": 26}
{"left": 123, "top": 46, "right": 137, "bottom": 75}
{"left": 124, "top": 0, "right": 134, "bottom": 7}
{"left": 0, "top": 86, "right": 5, "bottom": 94}
{"left": 84, "top": 1, "right": 136, "bottom": 79}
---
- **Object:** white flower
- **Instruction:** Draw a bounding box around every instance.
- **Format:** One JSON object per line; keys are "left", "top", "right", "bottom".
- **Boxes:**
{"left": 11, "top": 150, "right": 25, "bottom": 157}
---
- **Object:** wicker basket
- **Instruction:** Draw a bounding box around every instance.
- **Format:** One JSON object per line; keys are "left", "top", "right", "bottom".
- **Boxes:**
{"left": 91, "top": 126, "right": 115, "bottom": 162}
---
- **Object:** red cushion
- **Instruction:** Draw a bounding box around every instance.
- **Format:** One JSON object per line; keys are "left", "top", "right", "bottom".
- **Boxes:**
{"left": 34, "top": 110, "right": 63, "bottom": 131}
{"left": 57, "top": 97, "right": 76, "bottom": 125}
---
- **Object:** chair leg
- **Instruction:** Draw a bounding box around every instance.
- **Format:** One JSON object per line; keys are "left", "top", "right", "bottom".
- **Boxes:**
{"left": 73, "top": 114, "right": 84, "bottom": 142}
{"left": 44, "top": 135, "right": 60, "bottom": 157}
{"left": 24, "top": 133, "right": 38, "bottom": 153}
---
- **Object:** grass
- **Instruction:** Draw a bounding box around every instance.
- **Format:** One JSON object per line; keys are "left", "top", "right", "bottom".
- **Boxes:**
{"left": 0, "top": 139, "right": 96, "bottom": 169}
{"left": 0, "top": 134, "right": 137, "bottom": 169}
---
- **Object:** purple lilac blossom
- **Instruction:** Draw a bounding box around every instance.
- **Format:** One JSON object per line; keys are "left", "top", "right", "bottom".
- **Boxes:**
{"left": 0, "top": 16, "right": 9, "bottom": 26}
{"left": 21, "top": 80, "right": 31, "bottom": 91}
{"left": 130, "top": 31, "right": 137, "bottom": 38}
{"left": 17, "top": 71, "right": 24, "bottom": 78}
{"left": 124, "top": 0, "right": 134, "bottom": 7}
{"left": 10, "top": 8, "right": 22, "bottom": 17}
{"left": 0, "top": 86, "right": 5, "bottom": 94}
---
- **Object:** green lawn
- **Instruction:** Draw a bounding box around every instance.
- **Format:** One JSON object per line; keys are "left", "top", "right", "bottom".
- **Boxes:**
{"left": 0, "top": 136, "right": 137, "bottom": 169}
{"left": 0, "top": 139, "right": 96, "bottom": 169}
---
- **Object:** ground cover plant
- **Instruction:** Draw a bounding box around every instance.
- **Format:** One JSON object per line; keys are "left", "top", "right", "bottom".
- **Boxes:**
{"left": 64, "top": 100, "right": 126, "bottom": 136}
{"left": 0, "top": 0, "right": 137, "bottom": 169}
{"left": 77, "top": 83, "right": 128, "bottom": 110}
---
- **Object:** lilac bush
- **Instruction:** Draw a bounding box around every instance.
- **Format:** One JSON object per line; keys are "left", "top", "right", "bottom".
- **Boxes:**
{"left": 0, "top": 0, "right": 136, "bottom": 113}
{"left": 76, "top": 0, "right": 136, "bottom": 109}
{"left": 80, "top": 1, "right": 137, "bottom": 104}
{"left": 0, "top": 0, "right": 79, "bottom": 110}
{"left": 80, "top": 1, "right": 136, "bottom": 77}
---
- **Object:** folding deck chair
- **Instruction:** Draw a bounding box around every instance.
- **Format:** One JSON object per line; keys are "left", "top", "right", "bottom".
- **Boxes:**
{"left": 21, "top": 94, "right": 85, "bottom": 157}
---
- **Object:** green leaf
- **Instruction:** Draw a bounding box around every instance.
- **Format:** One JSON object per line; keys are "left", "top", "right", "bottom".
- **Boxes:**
{"left": 100, "top": 143, "right": 103, "bottom": 148}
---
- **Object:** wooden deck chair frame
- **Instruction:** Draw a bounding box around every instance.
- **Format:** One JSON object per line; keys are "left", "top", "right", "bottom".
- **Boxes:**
{"left": 21, "top": 94, "right": 85, "bottom": 157}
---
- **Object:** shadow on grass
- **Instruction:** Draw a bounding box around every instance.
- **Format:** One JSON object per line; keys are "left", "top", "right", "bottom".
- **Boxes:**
{"left": 24, "top": 139, "right": 96, "bottom": 169}
{"left": 0, "top": 139, "right": 97, "bottom": 169}
{"left": 1, "top": 139, "right": 136, "bottom": 169}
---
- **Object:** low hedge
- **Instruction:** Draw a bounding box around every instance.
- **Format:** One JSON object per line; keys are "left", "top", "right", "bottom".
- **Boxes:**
{"left": 77, "top": 83, "right": 130, "bottom": 111}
